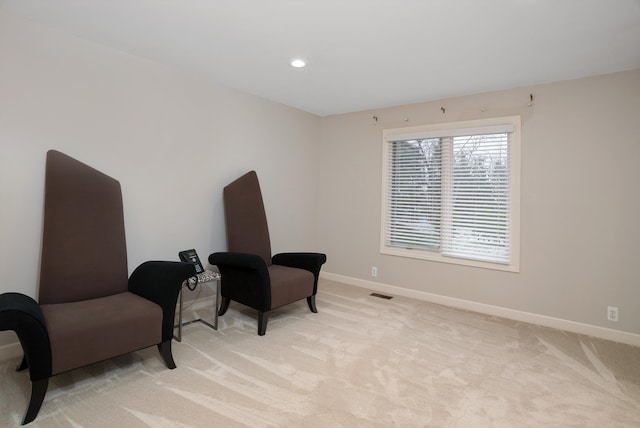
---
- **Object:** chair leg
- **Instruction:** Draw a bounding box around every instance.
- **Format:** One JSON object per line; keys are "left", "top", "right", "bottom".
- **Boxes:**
{"left": 22, "top": 378, "right": 48, "bottom": 425}
{"left": 158, "top": 340, "right": 176, "bottom": 369}
{"left": 258, "top": 311, "right": 269, "bottom": 336}
{"left": 307, "top": 295, "right": 318, "bottom": 313}
{"left": 218, "top": 296, "right": 230, "bottom": 316}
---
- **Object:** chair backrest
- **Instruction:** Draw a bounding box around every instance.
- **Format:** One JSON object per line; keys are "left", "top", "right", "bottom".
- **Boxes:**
{"left": 223, "top": 171, "right": 272, "bottom": 265}
{"left": 39, "top": 150, "right": 129, "bottom": 304}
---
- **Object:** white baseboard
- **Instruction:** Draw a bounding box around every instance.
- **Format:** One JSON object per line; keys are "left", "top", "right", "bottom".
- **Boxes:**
{"left": 320, "top": 272, "right": 640, "bottom": 347}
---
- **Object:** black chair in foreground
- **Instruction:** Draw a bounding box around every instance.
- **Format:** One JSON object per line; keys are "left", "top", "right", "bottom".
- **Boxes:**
{"left": 0, "top": 150, "right": 195, "bottom": 424}
{"left": 209, "top": 171, "right": 326, "bottom": 336}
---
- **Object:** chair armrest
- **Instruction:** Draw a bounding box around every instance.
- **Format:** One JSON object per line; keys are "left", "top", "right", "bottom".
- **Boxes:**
{"left": 208, "top": 252, "right": 271, "bottom": 311}
{"left": 129, "top": 261, "right": 196, "bottom": 341}
{"left": 0, "top": 292, "right": 52, "bottom": 381}
{"left": 272, "top": 252, "right": 327, "bottom": 275}
{"left": 272, "top": 252, "right": 327, "bottom": 295}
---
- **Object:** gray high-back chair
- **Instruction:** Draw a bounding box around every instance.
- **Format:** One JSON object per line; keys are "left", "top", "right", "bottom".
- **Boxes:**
{"left": 0, "top": 150, "right": 195, "bottom": 424}
{"left": 209, "top": 170, "right": 326, "bottom": 335}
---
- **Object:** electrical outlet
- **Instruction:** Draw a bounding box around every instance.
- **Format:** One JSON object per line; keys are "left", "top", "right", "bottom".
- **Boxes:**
{"left": 607, "top": 306, "right": 619, "bottom": 322}
{"left": 371, "top": 266, "right": 378, "bottom": 277}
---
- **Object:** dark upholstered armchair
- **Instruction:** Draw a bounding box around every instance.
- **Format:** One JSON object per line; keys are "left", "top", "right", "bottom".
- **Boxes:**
{"left": 208, "top": 171, "right": 326, "bottom": 336}
{"left": 0, "top": 150, "right": 195, "bottom": 425}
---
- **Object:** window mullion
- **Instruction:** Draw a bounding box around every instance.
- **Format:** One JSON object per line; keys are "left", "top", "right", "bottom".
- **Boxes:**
{"left": 441, "top": 137, "right": 453, "bottom": 256}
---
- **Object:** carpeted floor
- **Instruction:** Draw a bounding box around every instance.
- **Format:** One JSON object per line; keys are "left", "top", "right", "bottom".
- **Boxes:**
{"left": 1, "top": 279, "right": 639, "bottom": 427}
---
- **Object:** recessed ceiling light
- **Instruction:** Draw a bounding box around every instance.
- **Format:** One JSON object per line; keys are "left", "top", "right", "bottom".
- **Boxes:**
{"left": 290, "top": 59, "right": 307, "bottom": 68}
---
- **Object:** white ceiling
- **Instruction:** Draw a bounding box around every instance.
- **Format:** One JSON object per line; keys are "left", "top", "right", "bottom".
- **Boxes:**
{"left": 2, "top": 0, "right": 640, "bottom": 116}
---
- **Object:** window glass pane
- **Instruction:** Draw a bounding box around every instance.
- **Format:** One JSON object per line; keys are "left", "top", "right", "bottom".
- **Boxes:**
{"left": 386, "top": 139, "right": 441, "bottom": 250}
{"left": 442, "top": 133, "right": 510, "bottom": 263}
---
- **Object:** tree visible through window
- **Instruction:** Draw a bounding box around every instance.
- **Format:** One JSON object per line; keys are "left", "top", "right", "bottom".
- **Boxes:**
{"left": 382, "top": 117, "right": 520, "bottom": 271}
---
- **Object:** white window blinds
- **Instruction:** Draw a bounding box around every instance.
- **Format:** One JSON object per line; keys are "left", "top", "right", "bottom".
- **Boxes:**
{"left": 386, "top": 138, "right": 442, "bottom": 250}
{"left": 442, "top": 133, "right": 510, "bottom": 263}
{"left": 382, "top": 117, "right": 520, "bottom": 271}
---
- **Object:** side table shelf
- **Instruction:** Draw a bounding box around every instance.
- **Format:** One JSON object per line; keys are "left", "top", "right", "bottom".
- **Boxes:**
{"left": 173, "top": 269, "right": 221, "bottom": 342}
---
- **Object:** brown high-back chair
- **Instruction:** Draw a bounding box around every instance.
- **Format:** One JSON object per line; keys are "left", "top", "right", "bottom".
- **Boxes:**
{"left": 0, "top": 150, "right": 195, "bottom": 425}
{"left": 208, "top": 171, "right": 326, "bottom": 335}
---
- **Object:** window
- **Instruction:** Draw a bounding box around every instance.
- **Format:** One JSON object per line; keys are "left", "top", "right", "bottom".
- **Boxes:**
{"left": 381, "top": 116, "right": 520, "bottom": 272}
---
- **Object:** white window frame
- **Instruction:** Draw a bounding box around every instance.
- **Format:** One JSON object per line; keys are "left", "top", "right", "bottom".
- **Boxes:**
{"left": 380, "top": 116, "right": 521, "bottom": 272}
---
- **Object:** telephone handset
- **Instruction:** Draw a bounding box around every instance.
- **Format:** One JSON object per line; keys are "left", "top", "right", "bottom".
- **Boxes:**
{"left": 178, "top": 249, "right": 204, "bottom": 274}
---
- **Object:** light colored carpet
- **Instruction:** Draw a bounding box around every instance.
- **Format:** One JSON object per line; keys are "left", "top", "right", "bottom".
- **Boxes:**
{"left": 1, "top": 279, "right": 639, "bottom": 427}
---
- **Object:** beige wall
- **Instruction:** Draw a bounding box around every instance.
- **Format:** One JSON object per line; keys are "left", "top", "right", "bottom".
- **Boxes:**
{"left": 318, "top": 69, "right": 640, "bottom": 337}
{"left": 0, "top": 12, "right": 321, "bottom": 346}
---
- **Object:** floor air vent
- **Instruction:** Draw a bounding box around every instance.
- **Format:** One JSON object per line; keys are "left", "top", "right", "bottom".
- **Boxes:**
{"left": 370, "top": 292, "right": 393, "bottom": 300}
